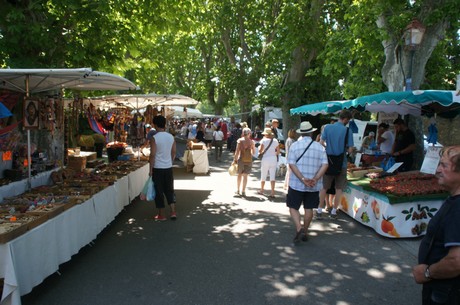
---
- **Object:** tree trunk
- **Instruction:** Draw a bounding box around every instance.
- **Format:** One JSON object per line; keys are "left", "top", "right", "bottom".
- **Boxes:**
{"left": 377, "top": 14, "right": 450, "bottom": 170}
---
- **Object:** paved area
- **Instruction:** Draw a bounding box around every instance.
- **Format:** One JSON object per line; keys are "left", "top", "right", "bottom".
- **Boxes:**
{"left": 22, "top": 147, "right": 423, "bottom": 305}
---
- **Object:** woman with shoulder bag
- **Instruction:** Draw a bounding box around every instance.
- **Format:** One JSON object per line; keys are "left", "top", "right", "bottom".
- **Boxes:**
{"left": 258, "top": 128, "right": 280, "bottom": 198}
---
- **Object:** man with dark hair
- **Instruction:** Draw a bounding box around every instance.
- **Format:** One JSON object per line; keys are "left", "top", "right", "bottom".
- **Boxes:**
{"left": 392, "top": 118, "right": 416, "bottom": 172}
{"left": 149, "top": 115, "right": 177, "bottom": 221}
{"left": 413, "top": 145, "right": 460, "bottom": 304}
{"left": 317, "top": 109, "right": 354, "bottom": 220}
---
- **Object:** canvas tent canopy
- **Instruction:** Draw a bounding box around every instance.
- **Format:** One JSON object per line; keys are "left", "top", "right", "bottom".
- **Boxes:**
{"left": 290, "top": 101, "right": 347, "bottom": 116}
{"left": 166, "top": 106, "right": 203, "bottom": 118}
{"left": 341, "top": 90, "right": 460, "bottom": 117}
{"left": 0, "top": 68, "right": 138, "bottom": 94}
{"left": 290, "top": 90, "right": 460, "bottom": 118}
{"left": 87, "top": 94, "right": 199, "bottom": 111}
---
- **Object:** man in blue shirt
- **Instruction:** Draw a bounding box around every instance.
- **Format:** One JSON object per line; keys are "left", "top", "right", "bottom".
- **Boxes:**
{"left": 317, "top": 110, "right": 354, "bottom": 219}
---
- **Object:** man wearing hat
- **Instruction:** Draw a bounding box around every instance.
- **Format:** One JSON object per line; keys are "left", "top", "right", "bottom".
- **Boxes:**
{"left": 287, "top": 121, "right": 328, "bottom": 243}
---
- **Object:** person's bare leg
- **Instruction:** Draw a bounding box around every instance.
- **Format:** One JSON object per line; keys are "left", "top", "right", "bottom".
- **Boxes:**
{"left": 236, "top": 174, "right": 242, "bottom": 193}
{"left": 270, "top": 180, "right": 276, "bottom": 196}
{"left": 304, "top": 209, "right": 313, "bottom": 237}
{"left": 260, "top": 181, "right": 265, "bottom": 194}
{"left": 242, "top": 174, "right": 248, "bottom": 194}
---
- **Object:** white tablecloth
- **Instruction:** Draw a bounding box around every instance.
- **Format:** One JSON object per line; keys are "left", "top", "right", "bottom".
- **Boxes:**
{"left": 191, "top": 150, "right": 209, "bottom": 174}
{"left": 0, "top": 163, "right": 149, "bottom": 305}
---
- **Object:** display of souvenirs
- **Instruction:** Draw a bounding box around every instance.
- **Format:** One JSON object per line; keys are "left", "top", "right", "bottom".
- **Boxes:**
{"left": 0, "top": 160, "right": 147, "bottom": 243}
{"left": 369, "top": 172, "right": 446, "bottom": 196}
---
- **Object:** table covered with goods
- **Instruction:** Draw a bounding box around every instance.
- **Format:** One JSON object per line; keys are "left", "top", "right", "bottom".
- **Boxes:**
{"left": 0, "top": 161, "right": 149, "bottom": 305}
{"left": 340, "top": 168, "right": 447, "bottom": 238}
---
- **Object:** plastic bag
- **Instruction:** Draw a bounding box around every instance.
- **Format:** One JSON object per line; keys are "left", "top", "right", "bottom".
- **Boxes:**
{"left": 140, "top": 178, "right": 155, "bottom": 201}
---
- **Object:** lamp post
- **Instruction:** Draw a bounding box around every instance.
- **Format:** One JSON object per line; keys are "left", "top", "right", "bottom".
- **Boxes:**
{"left": 403, "top": 19, "right": 425, "bottom": 91}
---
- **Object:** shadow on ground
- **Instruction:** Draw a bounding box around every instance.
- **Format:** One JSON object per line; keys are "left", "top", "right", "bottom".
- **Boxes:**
{"left": 22, "top": 149, "right": 421, "bottom": 305}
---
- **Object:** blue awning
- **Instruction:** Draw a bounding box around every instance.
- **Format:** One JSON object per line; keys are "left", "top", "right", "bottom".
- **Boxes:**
{"left": 290, "top": 90, "right": 460, "bottom": 118}
{"left": 290, "top": 100, "right": 347, "bottom": 116}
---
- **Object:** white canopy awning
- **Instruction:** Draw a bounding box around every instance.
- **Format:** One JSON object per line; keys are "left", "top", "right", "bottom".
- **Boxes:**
{"left": 92, "top": 94, "right": 199, "bottom": 109}
{"left": 166, "top": 106, "right": 203, "bottom": 118}
{"left": 0, "top": 68, "right": 138, "bottom": 94}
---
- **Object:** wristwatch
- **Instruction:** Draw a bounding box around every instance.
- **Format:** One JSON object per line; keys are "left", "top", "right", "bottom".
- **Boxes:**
{"left": 424, "top": 266, "right": 432, "bottom": 279}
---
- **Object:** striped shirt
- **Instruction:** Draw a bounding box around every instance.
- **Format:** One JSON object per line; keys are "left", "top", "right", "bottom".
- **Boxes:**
{"left": 287, "top": 136, "right": 328, "bottom": 192}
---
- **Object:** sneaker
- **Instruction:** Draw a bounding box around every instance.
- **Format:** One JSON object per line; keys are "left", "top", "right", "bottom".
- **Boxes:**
{"left": 315, "top": 212, "right": 323, "bottom": 220}
{"left": 170, "top": 212, "right": 177, "bottom": 220}
{"left": 154, "top": 214, "right": 167, "bottom": 221}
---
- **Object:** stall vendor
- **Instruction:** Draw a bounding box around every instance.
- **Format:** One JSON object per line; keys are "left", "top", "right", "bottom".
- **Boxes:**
{"left": 392, "top": 118, "right": 416, "bottom": 172}
{"left": 361, "top": 132, "right": 375, "bottom": 151}
{"left": 377, "top": 123, "right": 394, "bottom": 154}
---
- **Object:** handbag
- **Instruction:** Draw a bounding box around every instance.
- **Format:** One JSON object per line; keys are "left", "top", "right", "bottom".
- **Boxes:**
{"left": 258, "top": 138, "right": 274, "bottom": 160}
{"left": 325, "top": 128, "right": 349, "bottom": 176}
{"left": 228, "top": 163, "right": 238, "bottom": 176}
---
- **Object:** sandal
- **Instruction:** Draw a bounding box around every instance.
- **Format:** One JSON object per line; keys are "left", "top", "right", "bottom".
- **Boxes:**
{"left": 257, "top": 190, "right": 265, "bottom": 195}
{"left": 269, "top": 194, "right": 276, "bottom": 199}
{"left": 241, "top": 192, "right": 246, "bottom": 197}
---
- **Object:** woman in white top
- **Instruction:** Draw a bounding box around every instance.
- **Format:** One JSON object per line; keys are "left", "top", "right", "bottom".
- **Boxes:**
{"left": 258, "top": 128, "right": 280, "bottom": 198}
{"left": 377, "top": 123, "right": 395, "bottom": 154}
{"left": 213, "top": 125, "right": 224, "bottom": 161}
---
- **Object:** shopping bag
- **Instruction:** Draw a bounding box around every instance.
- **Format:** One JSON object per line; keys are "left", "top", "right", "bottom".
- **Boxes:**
{"left": 146, "top": 179, "right": 156, "bottom": 201}
{"left": 140, "top": 178, "right": 156, "bottom": 201}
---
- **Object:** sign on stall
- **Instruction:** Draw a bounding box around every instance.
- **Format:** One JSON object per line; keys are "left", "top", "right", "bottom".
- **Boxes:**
{"left": 354, "top": 153, "right": 362, "bottom": 167}
{"left": 386, "top": 162, "right": 403, "bottom": 173}
{"left": 420, "top": 146, "right": 442, "bottom": 174}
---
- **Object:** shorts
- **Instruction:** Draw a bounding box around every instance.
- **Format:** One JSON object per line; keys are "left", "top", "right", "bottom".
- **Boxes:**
{"left": 323, "top": 170, "right": 347, "bottom": 190}
{"left": 286, "top": 187, "right": 319, "bottom": 210}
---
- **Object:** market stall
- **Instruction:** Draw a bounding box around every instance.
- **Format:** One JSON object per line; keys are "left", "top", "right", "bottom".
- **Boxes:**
{"left": 290, "top": 90, "right": 460, "bottom": 238}
{"left": 341, "top": 170, "right": 446, "bottom": 238}
{"left": 0, "top": 162, "right": 149, "bottom": 305}
{"left": 0, "top": 68, "right": 138, "bottom": 187}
